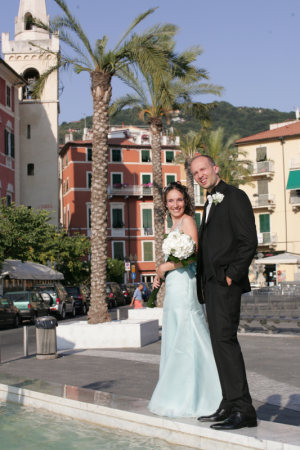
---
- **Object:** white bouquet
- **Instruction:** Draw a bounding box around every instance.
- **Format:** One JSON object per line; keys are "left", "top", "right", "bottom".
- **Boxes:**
{"left": 147, "top": 230, "right": 197, "bottom": 308}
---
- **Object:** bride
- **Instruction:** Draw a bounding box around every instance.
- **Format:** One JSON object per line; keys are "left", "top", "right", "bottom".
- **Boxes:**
{"left": 148, "top": 182, "right": 222, "bottom": 419}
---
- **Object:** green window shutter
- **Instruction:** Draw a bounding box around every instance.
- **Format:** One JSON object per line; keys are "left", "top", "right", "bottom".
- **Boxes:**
{"left": 166, "top": 151, "right": 174, "bottom": 163}
{"left": 88, "top": 173, "right": 92, "bottom": 188}
{"left": 167, "top": 213, "right": 173, "bottom": 229}
{"left": 143, "top": 242, "right": 153, "bottom": 261}
{"left": 113, "top": 242, "right": 124, "bottom": 260}
{"left": 113, "top": 209, "right": 123, "bottom": 228}
{"left": 259, "top": 214, "right": 270, "bottom": 233}
{"left": 66, "top": 152, "right": 68, "bottom": 165}
{"left": 142, "top": 174, "right": 151, "bottom": 184}
{"left": 141, "top": 150, "right": 150, "bottom": 162}
{"left": 4, "top": 130, "right": 8, "bottom": 155}
{"left": 112, "top": 174, "right": 122, "bottom": 184}
{"left": 195, "top": 212, "right": 201, "bottom": 229}
{"left": 143, "top": 209, "right": 152, "bottom": 228}
{"left": 88, "top": 148, "right": 92, "bottom": 161}
{"left": 166, "top": 175, "right": 175, "bottom": 185}
{"left": 11, "top": 134, "right": 15, "bottom": 158}
{"left": 112, "top": 149, "right": 121, "bottom": 162}
{"left": 256, "top": 147, "right": 267, "bottom": 162}
{"left": 88, "top": 208, "right": 91, "bottom": 228}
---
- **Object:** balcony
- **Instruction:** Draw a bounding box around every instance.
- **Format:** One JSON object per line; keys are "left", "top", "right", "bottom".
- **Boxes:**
{"left": 194, "top": 195, "right": 205, "bottom": 206}
{"left": 290, "top": 191, "right": 300, "bottom": 210}
{"left": 251, "top": 194, "right": 276, "bottom": 210}
{"left": 289, "top": 157, "right": 300, "bottom": 170}
{"left": 257, "top": 232, "right": 278, "bottom": 246}
{"left": 108, "top": 185, "right": 153, "bottom": 198}
{"left": 111, "top": 227, "right": 125, "bottom": 237}
{"left": 251, "top": 161, "right": 274, "bottom": 177}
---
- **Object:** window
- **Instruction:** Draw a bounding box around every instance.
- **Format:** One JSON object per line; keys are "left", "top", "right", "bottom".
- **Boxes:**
{"left": 67, "top": 205, "right": 70, "bottom": 228}
{"left": 195, "top": 212, "right": 202, "bottom": 229}
{"left": 87, "top": 148, "right": 92, "bottom": 161}
{"left": 259, "top": 214, "right": 270, "bottom": 233}
{"left": 67, "top": 178, "right": 69, "bottom": 191}
{"left": 63, "top": 208, "right": 66, "bottom": 226}
{"left": 4, "top": 131, "right": 14, "bottom": 158}
{"left": 142, "top": 174, "right": 151, "bottom": 184}
{"left": 27, "top": 164, "right": 34, "bottom": 176}
{"left": 257, "top": 180, "right": 268, "bottom": 195}
{"left": 88, "top": 208, "right": 91, "bottom": 228}
{"left": 113, "top": 242, "right": 124, "bottom": 260}
{"left": 256, "top": 147, "right": 267, "bottom": 162}
{"left": 87, "top": 172, "right": 92, "bottom": 188}
{"left": 142, "top": 209, "right": 153, "bottom": 235}
{"left": 141, "top": 150, "right": 151, "bottom": 162}
{"left": 112, "top": 173, "right": 122, "bottom": 185}
{"left": 6, "top": 194, "right": 12, "bottom": 207}
{"left": 27, "top": 125, "right": 31, "bottom": 139}
{"left": 166, "top": 151, "right": 174, "bottom": 163}
{"left": 63, "top": 181, "right": 66, "bottom": 194}
{"left": 25, "top": 12, "right": 33, "bottom": 30}
{"left": 143, "top": 242, "right": 153, "bottom": 261}
{"left": 112, "top": 149, "right": 122, "bottom": 162}
{"left": 112, "top": 209, "right": 123, "bottom": 228}
{"left": 6, "top": 85, "right": 11, "bottom": 108}
{"left": 167, "top": 213, "right": 172, "bottom": 229}
{"left": 166, "top": 174, "right": 176, "bottom": 185}
{"left": 66, "top": 151, "right": 68, "bottom": 165}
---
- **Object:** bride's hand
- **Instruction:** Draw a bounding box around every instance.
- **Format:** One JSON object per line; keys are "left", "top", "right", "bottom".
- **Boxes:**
{"left": 153, "top": 275, "right": 161, "bottom": 289}
{"left": 157, "top": 264, "right": 166, "bottom": 280}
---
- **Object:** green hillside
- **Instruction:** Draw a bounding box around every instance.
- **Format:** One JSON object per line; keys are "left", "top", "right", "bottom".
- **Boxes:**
{"left": 59, "top": 101, "right": 296, "bottom": 144}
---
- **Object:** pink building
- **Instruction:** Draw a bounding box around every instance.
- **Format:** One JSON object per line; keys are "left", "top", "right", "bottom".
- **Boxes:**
{"left": 0, "top": 58, "right": 25, "bottom": 205}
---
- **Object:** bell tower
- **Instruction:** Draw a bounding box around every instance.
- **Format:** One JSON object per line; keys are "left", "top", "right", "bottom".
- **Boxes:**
{"left": 2, "top": 0, "right": 60, "bottom": 226}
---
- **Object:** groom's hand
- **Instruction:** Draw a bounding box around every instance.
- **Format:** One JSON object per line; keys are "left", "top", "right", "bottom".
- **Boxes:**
{"left": 226, "top": 276, "right": 232, "bottom": 286}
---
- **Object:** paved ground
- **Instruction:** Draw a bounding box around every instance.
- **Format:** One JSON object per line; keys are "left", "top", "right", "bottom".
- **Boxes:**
{"left": 0, "top": 306, "right": 300, "bottom": 427}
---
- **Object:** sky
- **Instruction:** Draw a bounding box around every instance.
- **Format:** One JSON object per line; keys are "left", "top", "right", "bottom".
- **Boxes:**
{"left": 1, "top": 0, "right": 299, "bottom": 124}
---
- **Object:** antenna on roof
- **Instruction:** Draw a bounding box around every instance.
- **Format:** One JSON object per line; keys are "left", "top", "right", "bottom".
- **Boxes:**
{"left": 296, "top": 108, "right": 299, "bottom": 120}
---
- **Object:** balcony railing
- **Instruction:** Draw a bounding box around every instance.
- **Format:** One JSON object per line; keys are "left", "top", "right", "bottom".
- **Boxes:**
{"left": 257, "top": 232, "right": 278, "bottom": 245}
{"left": 289, "top": 157, "right": 300, "bottom": 170}
{"left": 251, "top": 194, "right": 276, "bottom": 209}
{"left": 111, "top": 228, "right": 125, "bottom": 237}
{"left": 194, "top": 195, "right": 205, "bottom": 206}
{"left": 251, "top": 161, "right": 275, "bottom": 175}
{"left": 108, "top": 185, "right": 153, "bottom": 197}
{"left": 290, "top": 193, "right": 300, "bottom": 205}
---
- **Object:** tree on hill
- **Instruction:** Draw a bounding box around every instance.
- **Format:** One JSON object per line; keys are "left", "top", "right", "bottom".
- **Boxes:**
{"left": 30, "top": 0, "right": 184, "bottom": 323}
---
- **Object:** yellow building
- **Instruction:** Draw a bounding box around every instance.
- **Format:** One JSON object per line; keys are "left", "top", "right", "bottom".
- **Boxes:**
{"left": 236, "top": 120, "right": 300, "bottom": 284}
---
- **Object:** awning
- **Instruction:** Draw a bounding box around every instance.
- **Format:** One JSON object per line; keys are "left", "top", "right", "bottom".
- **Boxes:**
{"left": 255, "top": 252, "right": 300, "bottom": 265}
{"left": 286, "top": 170, "right": 300, "bottom": 190}
{"left": 1, "top": 260, "right": 64, "bottom": 280}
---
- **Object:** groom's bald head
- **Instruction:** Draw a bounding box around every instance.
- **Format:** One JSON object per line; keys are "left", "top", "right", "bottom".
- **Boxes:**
{"left": 191, "top": 155, "right": 220, "bottom": 193}
{"left": 192, "top": 155, "right": 216, "bottom": 167}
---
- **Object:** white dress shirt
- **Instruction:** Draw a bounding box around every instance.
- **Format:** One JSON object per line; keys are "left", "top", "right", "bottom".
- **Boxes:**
{"left": 205, "top": 195, "right": 213, "bottom": 223}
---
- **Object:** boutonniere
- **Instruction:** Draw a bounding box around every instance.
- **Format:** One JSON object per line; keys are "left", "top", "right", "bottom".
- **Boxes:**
{"left": 212, "top": 192, "right": 224, "bottom": 205}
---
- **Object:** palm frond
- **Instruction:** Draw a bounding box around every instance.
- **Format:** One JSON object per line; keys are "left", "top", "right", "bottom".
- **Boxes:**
{"left": 109, "top": 94, "right": 145, "bottom": 118}
{"left": 114, "top": 8, "right": 158, "bottom": 50}
{"left": 95, "top": 36, "right": 109, "bottom": 63}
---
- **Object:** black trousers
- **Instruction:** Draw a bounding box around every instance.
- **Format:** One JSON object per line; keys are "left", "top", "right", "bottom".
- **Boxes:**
{"left": 203, "top": 279, "right": 256, "bottom": 418}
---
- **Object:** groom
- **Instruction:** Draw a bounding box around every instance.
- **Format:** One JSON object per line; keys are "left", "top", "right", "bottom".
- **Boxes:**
{"left": 191, "top": 155, "right": 258, "bottom": 430}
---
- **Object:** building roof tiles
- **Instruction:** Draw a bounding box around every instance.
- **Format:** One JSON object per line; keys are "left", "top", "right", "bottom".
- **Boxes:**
{"left": 236, "top": 121, "right": 300, "bottom": 144}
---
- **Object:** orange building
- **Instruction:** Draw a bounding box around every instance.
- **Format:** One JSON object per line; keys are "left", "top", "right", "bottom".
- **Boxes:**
{"left": 59, "top": 131, "right": 181, "bottom": 283}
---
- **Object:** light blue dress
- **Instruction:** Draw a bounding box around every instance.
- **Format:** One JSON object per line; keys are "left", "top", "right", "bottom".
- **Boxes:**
{"left": 148, "top": 224, "right": 222, "bottom": 419}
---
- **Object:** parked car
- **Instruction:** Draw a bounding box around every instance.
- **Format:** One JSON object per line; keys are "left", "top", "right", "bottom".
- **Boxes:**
{"left": 119, "top": 284, "right": 131, "bottom": 304}
{"left": 3, "top": 291, "right": 51, "bottom": 323}
{"left": 64, "top": 285, "right": 90, "bottom": 315}
{"left": 31, "top": 283, "right": 76, "bottom": 320}
{"left": 144, "top": 282, "right": 153, "bottom": 292}
{"left": 0, "top": 297, "right": 22, "bottom": 328}
{"left": 106, "top": 283, "right": 126, "bottom": 309}
{"left": 126, "top": 282, "right": 151, "bottom": 302}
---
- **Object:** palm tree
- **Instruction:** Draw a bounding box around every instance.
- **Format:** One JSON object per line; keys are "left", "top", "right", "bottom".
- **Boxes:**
{"left": 110, "top": 56, "right": 223, "bottom": 306}
{"left": 30, "top": 0, "right": 181, "bottom": 323}
{"left": 201, "top": 127, "right": 253, "bottom": 187}
{"left": 174, "top": 130, "right": 205, "bottom": 216}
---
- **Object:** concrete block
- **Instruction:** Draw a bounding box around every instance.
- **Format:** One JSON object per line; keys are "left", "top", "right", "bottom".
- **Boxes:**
{"left": 128, "top": 308, "right": 163, "bottom": 326}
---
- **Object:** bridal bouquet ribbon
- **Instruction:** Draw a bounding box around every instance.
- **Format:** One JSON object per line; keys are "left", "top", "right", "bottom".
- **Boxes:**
{"left": 147, "top": 230, "right": 197, "bottom": 308}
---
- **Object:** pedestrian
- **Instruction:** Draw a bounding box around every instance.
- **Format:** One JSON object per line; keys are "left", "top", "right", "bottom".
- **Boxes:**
{"left": 130, "top": 283, "right": 144, "bottom": 309}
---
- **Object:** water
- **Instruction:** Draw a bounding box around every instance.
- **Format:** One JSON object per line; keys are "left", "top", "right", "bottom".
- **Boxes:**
{"left": 0, "top": 401, "right": 191, "bottom": 450}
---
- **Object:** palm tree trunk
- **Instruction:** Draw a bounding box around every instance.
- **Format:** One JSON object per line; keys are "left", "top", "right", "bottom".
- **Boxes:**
{"left": 149, "top": 117, "right": 165, "bottom": 308}
{"left": 88, "top": 71, "right": 112, "bottom": 324}
{"left": 184, "top": 156, "right": 195, "bottom": 218}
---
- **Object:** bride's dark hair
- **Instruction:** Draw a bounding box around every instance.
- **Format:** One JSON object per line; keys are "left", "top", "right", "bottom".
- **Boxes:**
{"left": 163, "top": 181, "right": 193, "bottom": 217}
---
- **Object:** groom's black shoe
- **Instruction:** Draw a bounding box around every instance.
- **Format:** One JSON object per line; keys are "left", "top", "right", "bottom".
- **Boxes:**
{"left": 197, "top": 407, "right": 232, "bottom": 423}
{"left": 210, "top": 412, "right": 257, "bottom": 430}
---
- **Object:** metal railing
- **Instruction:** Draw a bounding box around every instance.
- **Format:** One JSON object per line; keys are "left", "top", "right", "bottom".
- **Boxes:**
{"left": 240, "top": 285, "right": 300, "bottom": 333}
{"left": 257, "top": 232, "right": 278, "bottom": 245}
{"left": 290, "top": 194, "right": 300, "bottom": 205}
{"left": 252, "top": 161, "right": 275, "bottom": 174}
{"left": 108, "top": 185, "right": 153, "bottom": 196}
{"left": 251, "top": 194, "right": 276, "bottom": 208}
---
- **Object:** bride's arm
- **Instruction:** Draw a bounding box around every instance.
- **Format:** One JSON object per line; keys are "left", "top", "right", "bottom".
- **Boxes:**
{"left": 156, "top": 216, "right": 198, "bottom": 279}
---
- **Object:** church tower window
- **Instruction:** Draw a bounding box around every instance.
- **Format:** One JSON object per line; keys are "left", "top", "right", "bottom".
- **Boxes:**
{"left": 22, "top": 68, "right": 40, "bottom": 100}
{"left": 24, "top": 13, "right": 33, "bottom": 31}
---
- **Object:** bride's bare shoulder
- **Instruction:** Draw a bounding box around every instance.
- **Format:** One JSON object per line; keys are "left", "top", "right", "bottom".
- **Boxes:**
{"left": 181, "top": 215, "right": 197, "bottom": 234}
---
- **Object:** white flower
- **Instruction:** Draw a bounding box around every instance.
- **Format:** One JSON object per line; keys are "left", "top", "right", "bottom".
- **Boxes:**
{"left": 162, "top": 230, "right": 195, "bottom": 260}
{"left": 212, "top": 192, "right": 224, "bottom": 205}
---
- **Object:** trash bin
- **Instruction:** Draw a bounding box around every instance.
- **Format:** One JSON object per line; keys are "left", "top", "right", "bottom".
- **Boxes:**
{"left": 35, "top": 316, "right": 58, "bottom": 360}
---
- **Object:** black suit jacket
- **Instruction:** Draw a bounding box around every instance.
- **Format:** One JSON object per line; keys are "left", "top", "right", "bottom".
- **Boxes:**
{"left": 197, "top": 180, "right": 258, "bottom": 304}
